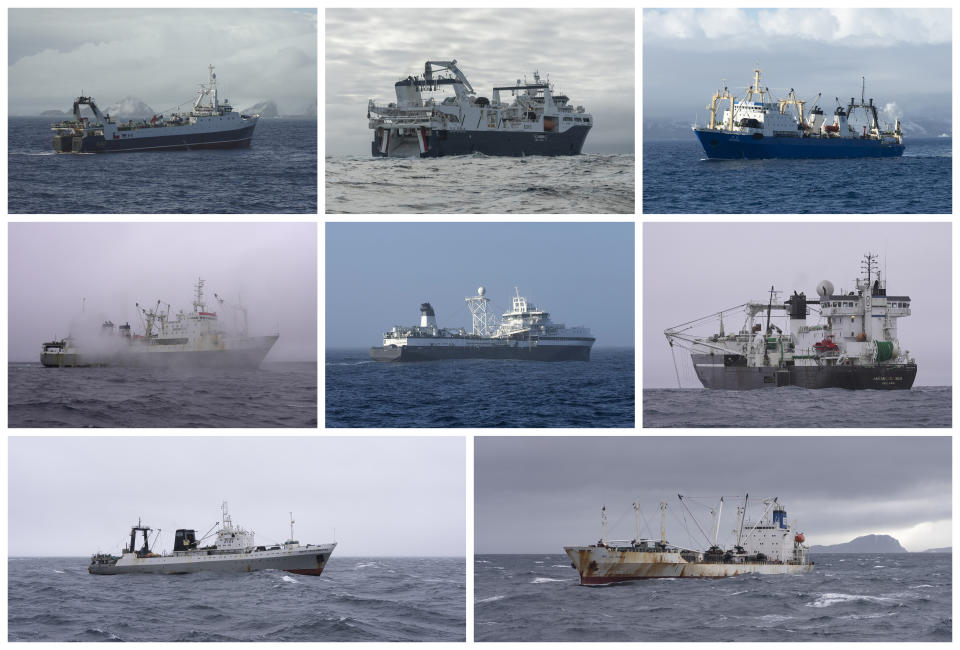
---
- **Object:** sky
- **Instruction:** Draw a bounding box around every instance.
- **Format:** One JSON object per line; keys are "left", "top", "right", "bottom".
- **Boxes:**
{"left": 8, "top": 222, "right": 317, "bottom": 362}
{"left": 325, "top": 9, "right": 634, "bottom": 156}
{"left": 475, "top": 436, "right": 951, "bottom": 554}
{"left": 643, "top": 9, "right": 951, "bottom": 134}
{"left": 9, "top": 9, "right": 317, "bottom": 115}
{"left": 325, "top": 222, "right": 634, "bottom": 348}
{"left": 643, "top": 222, "right": 951, "bottom": 388}
{"left": 8, "top": 436, "right": 465, "bottom": 557}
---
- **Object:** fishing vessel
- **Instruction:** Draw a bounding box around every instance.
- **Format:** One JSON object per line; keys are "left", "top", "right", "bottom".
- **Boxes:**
{"left": 565, "top": 495, "right": 812, "bottom": 584}
{"left": 41, "top": 279, "right": 277, "bottom": 368}
{"left": 89, "top": 503, "right": 336, "bottom": 575}
{"left": 664, "top": 254, "right": 917, "bottom": 389}
{"left": 370, "top": 287, "right": 594, "bottom": 361}
{"left": 52, "top": 65, "right": 259, "bottom": 153}
{"left": 692, "top": 67, "right": 904, "bottom": 158}
{"left": 368, "top": 59, "right": 592, "bottom": 157}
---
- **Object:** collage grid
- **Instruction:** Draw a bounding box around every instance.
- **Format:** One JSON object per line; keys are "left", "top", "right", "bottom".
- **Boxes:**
{"left": 4, "top": 3, "right": 957, "bottom": 646}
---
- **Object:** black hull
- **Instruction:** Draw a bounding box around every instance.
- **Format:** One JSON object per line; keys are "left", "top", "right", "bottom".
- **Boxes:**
{"left": 691, "top": 357, "right": 917, "bottom": 390}
{"left": 58, "top": 123, "right": 257, "bottom": 154}
{"left": 371, "top": 125, "right": 591, "bottom": 158}
{"left": 370, "top": 344, "right": 591, "bottom": 362}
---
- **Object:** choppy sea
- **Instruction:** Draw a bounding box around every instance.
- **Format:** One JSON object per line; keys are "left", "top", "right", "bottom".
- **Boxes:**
{"left": 643, "top": 138, "right": 950, "bottom": 213}
{"left": 643, "top": 386, "right": 951, "bottom": 428}
{"left": 325, "top": 348, "right": 634, "bottom": 428}
{"left": 8, "top": 556, "right": 465, "bottom": 642}
{"left": 325, "top": 153, "right": 634, "bottom": 213}
{"left": 8, "top": 117, "right": 317, "bottom": 213}
{"left": 7, "top": 362, "right": 317, "bottom": 428}
{"left": 475, "top": 553, "right": 951, "bottom": 642}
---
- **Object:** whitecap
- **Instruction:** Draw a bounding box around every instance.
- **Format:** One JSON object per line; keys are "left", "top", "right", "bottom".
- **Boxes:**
{"left": 476, "top": 594, "right": 506, "bottom": 604}
{"left": 806, "top": 592, "right": 900, "bottom": 608}
{"left": 281, "top": 575, "right": 299, "bottom": 584}
{"left": 909, "top": 584, "right": 935, "bottom": 589}
{"left": 53, "top": 569, "right": 65, "bottom": 574}
{"left": 531, "top": 577, "right": 572, "bottom": 584}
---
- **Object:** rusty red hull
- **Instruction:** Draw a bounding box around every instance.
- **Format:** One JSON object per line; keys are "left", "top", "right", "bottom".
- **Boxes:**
{"left": 564, "top": 545, "right": 813, "bottom": 584}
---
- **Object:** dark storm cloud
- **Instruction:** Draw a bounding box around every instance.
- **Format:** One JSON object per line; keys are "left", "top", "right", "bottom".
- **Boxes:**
{"left": 475, "top": 437, "right": 951, "bottom": 553}
{"left": 324, "top": 8, "right": 634, "bottom": 155}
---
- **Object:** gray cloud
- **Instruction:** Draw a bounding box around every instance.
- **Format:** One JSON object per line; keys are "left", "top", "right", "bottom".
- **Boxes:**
{"left": 475, "top": 437, "right": 951, "bottom": 553}
{"left": 9, "top": 9, "right": 317, "bottom": 115}
{"left": 9, "top": 436, "right": 466, "bottom": 557}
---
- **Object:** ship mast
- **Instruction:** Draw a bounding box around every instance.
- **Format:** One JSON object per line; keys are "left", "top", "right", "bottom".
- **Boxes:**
{"left": 632, "top": 501, "right": 640, "bottom": 545}
{"left": 659, "top": 501, "right": 667, "bottom": 545}
{"left": 711, "top": 497, "right": 724, "bottom": 547}
{"left": 600, "top": 505, "right": 608, "bottom": 546}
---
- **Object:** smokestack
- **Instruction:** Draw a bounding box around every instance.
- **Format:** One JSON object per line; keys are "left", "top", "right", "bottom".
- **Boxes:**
{"left": 419, "top": 303, "right": 437, "bottom": 329}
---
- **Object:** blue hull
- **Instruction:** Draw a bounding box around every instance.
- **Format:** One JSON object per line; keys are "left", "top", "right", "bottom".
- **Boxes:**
{"left": 72, "top": 123, "right": 257, "bottom": 153}
{"left": 372, "top": 125, "right": 591, "bottom": 158}
{"left": 693, "top": 129, "right": 904, "bottom": 159}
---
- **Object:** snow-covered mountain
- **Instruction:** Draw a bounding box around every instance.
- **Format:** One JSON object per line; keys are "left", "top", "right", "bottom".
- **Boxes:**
{"left": 104, "top": 97, "right": 155, "bottom": 119}
{"left": 241, "top": 101, "right": 279, "bottom": 118}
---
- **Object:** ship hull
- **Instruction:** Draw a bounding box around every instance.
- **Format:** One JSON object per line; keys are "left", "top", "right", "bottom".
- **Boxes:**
{"left": 370, "top": 342, "right": 592, "bottom": 362}
{"left": 693, "top": 128, "right": 904, "bottom": 159}
{"left": 565, "top": 546, "right": 813, "bottom": 585}
{"left": 89, "top": 545, "right": 334, "bottom": 575}
{"left": 371, "top": 125, "right": 591, "bottom": 158}
{"left": 41, "top": 335, "right": 278, "bottom": 369}
{"left": 63, "top": 122, "right": 257, "bottom": 154}
{"left": 691, "top": 355, "right": 917, "bottom": 389}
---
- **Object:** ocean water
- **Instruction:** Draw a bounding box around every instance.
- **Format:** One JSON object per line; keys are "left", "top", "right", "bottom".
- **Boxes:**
{"left": 8, "top": 556, "right": 464, "bottom": 642}
{"left": 325, "top": 153, "right": 634, "bottom": 213}
{"left": 643, "top": 138, "right": 950, "bottom": 213}
{"left": 475, "top": 553, "right": 951, "bottom": 642}
{"left": 7, "top": 362, "right": 317, "bottom": 428}
{"left": 643, "top": 386, "right": 950, "bottom": 428}
{"left": 8, "top": 117, "right": 317, "bottom": 213}
{"left": 325, "top": 348, "right": 634, "bottom": 427}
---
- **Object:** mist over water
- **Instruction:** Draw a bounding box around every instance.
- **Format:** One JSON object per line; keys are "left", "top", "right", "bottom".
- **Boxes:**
{"left": 8, "top": 362, "right": 317, "bottom": 427}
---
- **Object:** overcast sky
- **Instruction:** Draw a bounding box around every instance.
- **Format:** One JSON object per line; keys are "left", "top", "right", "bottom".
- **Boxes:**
{"left": 643, "top": 222, "right": 951, "bottom": 388}
{"left": 9, "top": 436, "right": 465, "bottom": 557}
{"left": 325, "top": 9, "right": 634, "bottom": 156}
{"left": 475, "top": 437, "right": 951, "bottom": 554}
{"left": 644, "top": 9, "right": 951, "bottom": 131}
{"left": 8, "top": 223, "right": 317, "bottom": 362}
{"left": 9, "top": 9, "right": 317, "bottom": 115}
{"left": 325, "top": 222, "right": 634, "bottom": 348}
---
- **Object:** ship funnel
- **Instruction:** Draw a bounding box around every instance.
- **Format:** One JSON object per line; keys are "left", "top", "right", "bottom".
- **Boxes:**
{"left": 420, "top": 302, "right": 437, "bottom": 329}
{"left": 816, "top": 280, "right": 834, "bottom": 298}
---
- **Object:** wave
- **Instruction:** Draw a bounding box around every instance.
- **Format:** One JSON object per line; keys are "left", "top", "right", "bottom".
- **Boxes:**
{"left": 530, "top": 577, "right": 572, "bottom": 584}
{"left": 806, "top": 592, "right": 901, "bottom": 608}
{"left": 476, "top": 594, "right": 506, "bottom": 604}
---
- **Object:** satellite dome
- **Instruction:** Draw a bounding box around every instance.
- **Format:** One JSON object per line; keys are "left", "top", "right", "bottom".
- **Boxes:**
{"left": 477, "top": 286, "right": 486, "bottom": 296}
{"left": 816, "top": 280, "right": 834, "bottom": 297}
